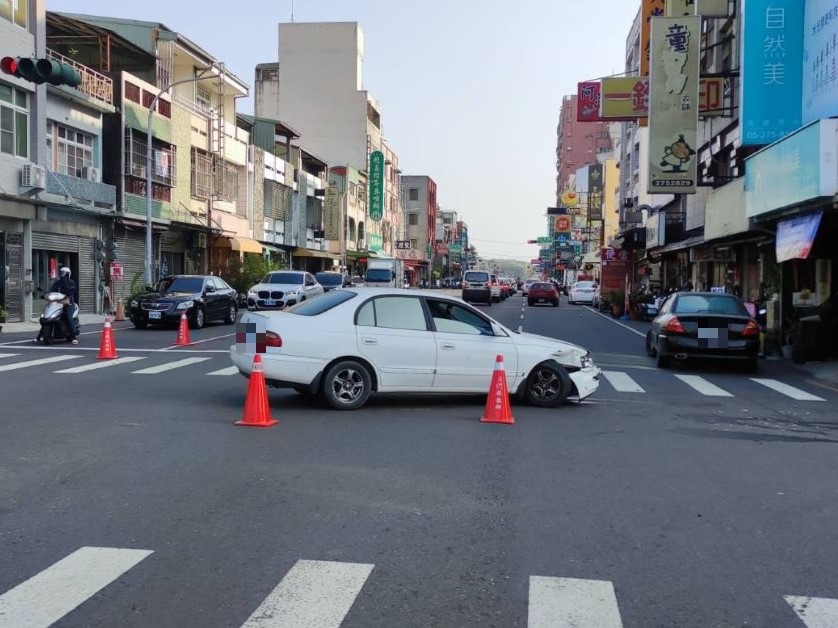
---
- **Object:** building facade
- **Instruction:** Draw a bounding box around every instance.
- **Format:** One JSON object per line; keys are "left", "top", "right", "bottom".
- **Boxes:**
{"left": 555, "top": 94, "right": 613, "bottom": 202}
{"left": 400, "top": 175, "right": 436, "bottom": 285}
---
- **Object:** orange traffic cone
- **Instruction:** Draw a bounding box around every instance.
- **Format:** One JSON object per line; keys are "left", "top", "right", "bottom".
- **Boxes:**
{"left": 480, "top": 354, "right": 515, "bottom": 424}
{"left": 175, "top": 311, "right": 191, "bottom": 346}
{"left": 235, "top": 354, "right": 278, "bottom": 428}
{"left": 96, "top": 316, "right": 117, "bottom": 360}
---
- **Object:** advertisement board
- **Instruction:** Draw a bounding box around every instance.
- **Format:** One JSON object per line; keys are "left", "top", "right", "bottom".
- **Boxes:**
{"left": 368, "top": 150, "right": 385, "bottom": 221}
{"left": 576, "top": 81, "right": 602, "bottom": 122}
{"left": 324, "top": 184, "right": 341, "bottom": 241}
{"left": 803, "top": 0, "right": 838, "bottom": 124}
{"left": 600, "top": 76, "right": 725, "bottom": 119}
{"left": 648, "top": 16, "right": 701, "bottom": 193}
{"left": 588, "top": 164, "right": 604, "bottom": 220}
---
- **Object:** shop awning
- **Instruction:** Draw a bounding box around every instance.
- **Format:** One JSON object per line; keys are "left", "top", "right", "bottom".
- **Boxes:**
{"left": 231, "top": 237, "right": 263, "bottom": 254}
{"left": 260, "top": 243, "right": 287, "bottom": 254}
{"left": 293, "top": 248, "right": 338, "bottom": 260}
{"left": 654, "top": 235, "right": 705, "bottom": 255}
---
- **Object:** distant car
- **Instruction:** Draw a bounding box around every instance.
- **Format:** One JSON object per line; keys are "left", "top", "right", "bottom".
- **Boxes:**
{"left": 528, "top": 281, "right": 560, "bottom": 307}
{"left": 130, "top": 275, "right": 238, "bottom": 329}
{"left": 350, "top": 275, "right": 365, "bottom": 287}
{"left": 461, "top": 270, "right": 492, "bottom": 305}
{"left": 246, "top": 270, "right": 324, "bottom": 311}
{"left": 230, "top": 288, "right": 600, "bottom": 410}
{"left": 522, "top": 278, "right": 540, "bottom": 296}
{"left": 645, "top": 291, "right": 760, "bottom": 371}
{"left": 568, "top": 281, "right": 600, "bottom": 305}
{"left": 315, "top": 271, "right": 352, "bottom": 293}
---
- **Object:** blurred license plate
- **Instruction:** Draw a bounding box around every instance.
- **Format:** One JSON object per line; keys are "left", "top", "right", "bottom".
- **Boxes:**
{"left": 264, "top": 299, "right": 276, "bottom": 306}
{"left": 149, "top": 311, "right": 161, "bottom": 319}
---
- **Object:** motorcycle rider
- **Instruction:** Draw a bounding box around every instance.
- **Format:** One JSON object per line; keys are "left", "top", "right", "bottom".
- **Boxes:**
{"left": 36, "top": 266, "right": 78, "bottom": 344}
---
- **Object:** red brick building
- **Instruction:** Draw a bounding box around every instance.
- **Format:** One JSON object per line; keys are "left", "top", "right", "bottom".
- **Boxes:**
{"left": 555, "top": 95, "right": 613, "bottom": 202}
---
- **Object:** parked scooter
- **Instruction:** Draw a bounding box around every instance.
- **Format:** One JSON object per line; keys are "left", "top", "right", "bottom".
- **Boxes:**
{"left": 38, "top": 292, "right": 80, "bottom": 344}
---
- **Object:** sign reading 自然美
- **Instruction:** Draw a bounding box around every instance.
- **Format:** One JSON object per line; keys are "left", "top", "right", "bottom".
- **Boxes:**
{"left": 368, "top": 150, "right": 385, "bottom": 221}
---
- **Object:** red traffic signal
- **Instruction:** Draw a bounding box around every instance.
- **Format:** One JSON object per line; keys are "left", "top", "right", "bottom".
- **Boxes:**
{"left": 527, "top": 239, "right": 538, "bottom": 244}
{"left": 1, "top": 56, "right": 19, "bottom": 77}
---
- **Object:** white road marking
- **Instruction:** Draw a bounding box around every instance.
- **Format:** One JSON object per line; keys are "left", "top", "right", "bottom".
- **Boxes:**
{"left": 602, "top": 371, "right": 646, "bottom": 393}
{"left": 207, "top": 366, "right": 239, "bottom": 376}
{"left": 163, "top": 333, "right": 236, "bottom": 350}
{"left": 587, "top": 307, "right": 647, "bottom": 338}
{"left": 132, "top": 357, "right": 211, "bottom": 374}
{"left": 0, "top": 345, "right": 229, "bottom": 353}
{"left": 674, "top": 374, "right": 733, "bottom": 397}
{"left": 240, "top": 559, "right": 374, "bottom": 628}
{"left": 751, "top": 379, "right": 826, "bottom": 402}
{"left": 54, "top": 357, "right": 146, "bottom": 373}
{"left": 785, "top": 595, "right": 838, "bottom": 627}
{"left": 528, "top": 576, "right": 623, "bottom": 628}
{"left": 0, "top": 546, "right": 153, "bottom": 628}
{"left": 0, "top": 353, "right": 20, "bottom": 358}
{"left": 0, "top": 355, "right": 79, "bottom": 372}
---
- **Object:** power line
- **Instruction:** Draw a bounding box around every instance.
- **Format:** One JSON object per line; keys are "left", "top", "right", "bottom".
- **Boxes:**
{"left": 470, "top": 238, "right": 536, "bottom": 245}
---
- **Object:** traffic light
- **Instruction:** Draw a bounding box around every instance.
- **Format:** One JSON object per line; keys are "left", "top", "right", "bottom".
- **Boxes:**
{"left": 527, "top": 239, "right": 538, "bottom": 244}
{"left": 106, "top": 240, "right": 118, "bottom": 262}
{"left": 94, "top": 239, "right": 107, "bottom": 263}
{"left": 1, "top": 56, "right": 81, "bottom": 87}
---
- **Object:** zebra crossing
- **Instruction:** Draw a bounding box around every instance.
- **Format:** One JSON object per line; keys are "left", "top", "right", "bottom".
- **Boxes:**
{"left": 0, "top": 352, "right": 830, "bottom": 402}
{"left": 0, "top": 547, "right": 832, "bottom": 627}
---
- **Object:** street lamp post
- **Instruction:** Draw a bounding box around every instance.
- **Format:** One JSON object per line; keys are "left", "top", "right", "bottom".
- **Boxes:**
{"left": 145, "top": 67, "right": 218, "bottom": 286}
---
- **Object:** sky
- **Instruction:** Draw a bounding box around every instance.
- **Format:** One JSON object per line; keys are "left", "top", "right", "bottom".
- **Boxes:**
{"left": 49, "top": 0, "right": 640, "bottom": 261}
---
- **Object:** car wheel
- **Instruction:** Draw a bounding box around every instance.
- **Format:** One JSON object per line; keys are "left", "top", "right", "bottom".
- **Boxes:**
{"left": 552, "top": 300, "right": 559, "bottom": 307}
{"left": 527, "top": 299, "right": 534, "bottom": 307}
{"left": 645, "top": 331, "right": 657, "bottom": 357}
{"left": 523, "top": 361, "right": 572, "bottom": 408}
{"left": 656, "top": 351, "right": 670, "bottom": 368}
{"left": 224, "top": 303, "right": 237, "bottom": 325}
{"left": 322, "top": 360, "right": 372, "bottom": 410}
{"left": 191, "top": 307, "right": 205, "bottom": 330}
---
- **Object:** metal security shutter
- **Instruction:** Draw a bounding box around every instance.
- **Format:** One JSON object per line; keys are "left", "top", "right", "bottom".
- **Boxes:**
{"left": 32, "top": 232, "right": 95, "bottom": 313}
{"left": 113, "top": 229, "right": 149, "bottom": 305}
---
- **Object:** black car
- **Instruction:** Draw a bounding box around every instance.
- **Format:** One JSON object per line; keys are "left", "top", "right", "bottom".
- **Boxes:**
{"left": 130, "top": 275, "right": 238, "bottom": 329}
{"left": 315, "top": 271, "right": 352, "bottom": 292}
{"left": 645, "top": 291, "right": 760, "bottom": 370}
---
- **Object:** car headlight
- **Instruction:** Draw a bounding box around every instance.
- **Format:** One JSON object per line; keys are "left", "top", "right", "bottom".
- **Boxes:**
{"left": 176, "top": 300, "right": 194, "bottom": 310}
{"left": 581, "top": 354, "right": 594, "bottom": 369}
{"left": 130, "top": 299, "right": 138, "bottom": 308}
{"left": 287, "top": 289, "right": 300, "bottom": 298}
{"left": 248, "top": 290, "right": 257, "bottom": 296}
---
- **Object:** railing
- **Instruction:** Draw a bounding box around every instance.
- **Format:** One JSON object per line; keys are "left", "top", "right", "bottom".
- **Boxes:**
{"left": 46, "top": 49, "right": 113, "bottom": 106}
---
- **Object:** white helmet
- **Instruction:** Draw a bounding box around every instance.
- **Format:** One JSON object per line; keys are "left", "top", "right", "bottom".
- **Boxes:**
{"left": 59, "top": 266, "right": 71, "bottom": 277}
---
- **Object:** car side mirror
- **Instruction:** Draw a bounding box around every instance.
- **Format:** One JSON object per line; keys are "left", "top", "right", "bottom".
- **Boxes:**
{"left": 205, "top": 285, "right": 216, "bottom": 293}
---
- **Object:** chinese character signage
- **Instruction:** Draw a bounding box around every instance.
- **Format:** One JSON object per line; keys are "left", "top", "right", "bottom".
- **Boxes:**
{"left": 666, "top": 0, "right": 695, "bottom": 16}
{"left": 324, "top": 184, "right": 341, "bottom": 241}
{"left": 741, "top": 0, "right": 805, "bottom": 145}
{"left": 553, "top": 215, "right": 572, "bottom": 233}
{"left": 576, "top": 81, "right": 602, "bottom": 122}
{"left": 641, "top": 0, "right": 667, "bottom": 77}
{"left": 367, "top": 232, "right": 383, "bottom": 252}
{"left": 648, "top": 16, "right": 701, "bottom": 193}
{"left": 803, "top": 0, "right": 838, "bottom": 124}
{"left": 601, "top": 78, "right": 649, "bottom": 120}
{"left": 601, "top": 248, "right": 630, "bottom": 264}
{"left": 395, "top": 240, "right": 411, "bottom": 250}
{"left": 368, "top": 150, "right": 385, "bottom": 221}
{"left": 588, "top": 164, "right": 604, "bottom": 220}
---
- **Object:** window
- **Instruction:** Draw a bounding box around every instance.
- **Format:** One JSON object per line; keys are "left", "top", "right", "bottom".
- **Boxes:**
{"left": 0, "top": 82, "right": 28, "bottom": 158}
{"left": 141, "top": 90, "right": 154, "bottom": 109}
{"left": 409, "top": 238, "right": 418, "bottom": 249}
{"left": 427, "top": 299, "right": 493, "bottom": 336}
{"left": 289, "top": 290, "right": 356, "bottom": 315}
{"left": 674, "top": 294, "right": 748, "bottom": 316}
{"left": 191, "top": 148, "right": 212, "bottom": 198}
{"left": 196, "top": 85, "right": 212, "bottom": 114}
{"left": 157, "top": 99, "right": 171, "bottom": 118}
{"left": 124, "top": 81, "right": 140, "bottom": 104}
{"left": 215, "top": 160, "right": 239, "bottom": 202}
{"left": 123, "top": 128, "right": 176, "bottom": 186}
{"left": 408, "top": 187, "right": 419, "bottom": 201}
{"left": 46, "top": 122, "right": 93, "bottom": 177}
{"left": 355, "top": 297, "right": 428, "bottom": 331}
{"left": 0, "top": 0, "right": 27, "bottom": 27}
{"left": 408, "top": 213, "right": 419, "bottom": 226}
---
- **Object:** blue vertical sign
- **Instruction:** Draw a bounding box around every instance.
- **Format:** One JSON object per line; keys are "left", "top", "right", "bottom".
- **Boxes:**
{"left": 802, "top": 0, "right": 838, "bottom": 124}
{"left": 741, "top": 0, "right": 805, "bottom": 145}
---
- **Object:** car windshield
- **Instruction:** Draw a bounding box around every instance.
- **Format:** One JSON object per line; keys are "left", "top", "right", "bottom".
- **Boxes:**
{"left": 465, "top": 272, "right": 489, "bottom": 282}
{"left": 288, "top": 289, "right": 356, "bottom": 315}
{"left": 156, "top": 277, "right": 203, "bottom": 293}
{"left": 365, "top": 269, "right": 392, "bottom": 282}
{"left": 262, "top": 272, "right": 304, "bottom": 285}
{"left": 674, "top": 294, "right": 749, "bottom": 316}
{"left": 315, "top": 273, "right": 344, "bottom": 286}
{"left": 575, "top": 282, "right": 597, "bottom": 290}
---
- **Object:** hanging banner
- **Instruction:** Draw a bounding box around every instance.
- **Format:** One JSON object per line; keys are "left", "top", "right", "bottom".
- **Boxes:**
{"left": 588, "top": 164, "right": 604, "bottom": 220}
{"left": 648, "top": 16, "right": 701, "bottom": 193}
{"left": 368, "top": 150, "right": 385, "bottom": 221}
{"left": 741, "top": 0, "right": 805, "bottom": 145}
{"left": 666, "top": 0, "right": 695, "bottom": 16}
{"left": 803, "top": 0, "right": 838, "bottom": 124}
{"left": 776, "top": 211, "right": 823, "bottom": 262}
{"left": 641, "top": 0, "right": 667, "bottom": 77}
{"left": 324, "top": 184, "right": 341, "bottom": 241}
{"left": 576, "top": 81, "right": 602, "bottom": 122}
{"left": 600, "top": 76, "right": 724, "bottom": 119}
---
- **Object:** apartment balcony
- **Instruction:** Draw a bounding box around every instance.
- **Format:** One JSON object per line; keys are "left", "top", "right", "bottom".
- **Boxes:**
{"left": 46, "top": 49, "right": 113, "bottom": 107}
{"left": 44, "top": 170, "right": 116, "bottom": 209}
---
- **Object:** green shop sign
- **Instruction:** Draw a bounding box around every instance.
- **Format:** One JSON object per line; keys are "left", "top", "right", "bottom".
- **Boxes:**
{"left": 368, "top": 150, "right": 385, "bottom": 221}
{"left": 367, "top": 233, "right": 383, "bottom": 252}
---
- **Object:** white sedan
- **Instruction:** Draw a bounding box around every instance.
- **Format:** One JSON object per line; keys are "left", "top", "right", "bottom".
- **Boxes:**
{"left": 568, "top": 281, "right": 600, "bottom": 306}
{"left": 231, "top": 288, "right": 600, "bottom": 410}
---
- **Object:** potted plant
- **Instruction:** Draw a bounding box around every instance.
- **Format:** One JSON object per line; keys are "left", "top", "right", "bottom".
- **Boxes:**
{"left": 609, "top": 291, "right": 624, "bottom": 317}
{"left": 0, "top": 307, "right": 7, "bottom": 332}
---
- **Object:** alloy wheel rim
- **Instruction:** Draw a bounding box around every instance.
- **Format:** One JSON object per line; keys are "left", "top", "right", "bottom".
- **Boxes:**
{"left": 196, "top": 309, "right": 204, "bottom": 327}
{"left": 530, "top": 368, "right": 560, "bottom": 401}
{"left": 331, "top": 368, "right": 365, "bottom": 404}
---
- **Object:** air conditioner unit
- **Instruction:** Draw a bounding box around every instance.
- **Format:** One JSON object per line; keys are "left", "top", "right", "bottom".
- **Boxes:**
{"left": 195, "top": 233, "right": 208, "bottom": 248}
{"left": 83, "top": 166, "right": 101, "bottom": 182}
{"left": 20, "top": 164, "right": 47, "bottom": 191}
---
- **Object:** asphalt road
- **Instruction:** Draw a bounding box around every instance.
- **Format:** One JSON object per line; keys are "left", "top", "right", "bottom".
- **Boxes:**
{"left": 1, "top": 293, "right": 837, "bottom": 627}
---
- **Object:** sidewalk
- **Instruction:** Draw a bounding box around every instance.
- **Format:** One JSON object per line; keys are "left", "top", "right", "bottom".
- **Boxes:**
{"left": 1, "top": 314, "right": 108, "bottom": 334}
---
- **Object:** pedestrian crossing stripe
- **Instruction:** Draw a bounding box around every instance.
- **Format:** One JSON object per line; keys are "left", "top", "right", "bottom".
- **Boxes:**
{"left": 1, "top": 550, "right": 832, "bottom": 628}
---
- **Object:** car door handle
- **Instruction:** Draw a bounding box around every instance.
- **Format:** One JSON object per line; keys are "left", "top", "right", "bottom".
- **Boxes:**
{"left": 440, "top": 343, "right": 456, "bottom": 349}
{"left": 361, "top": 338, "right": 378, "bottom": 345}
